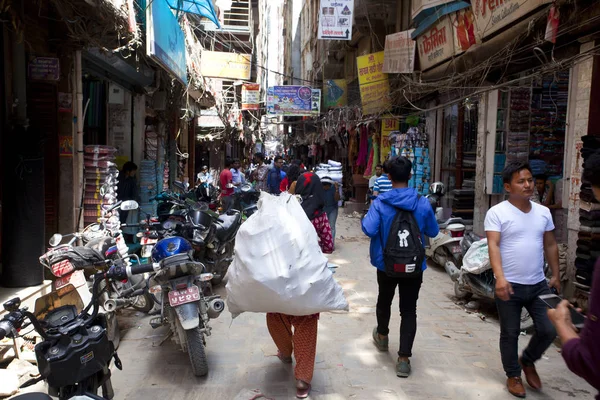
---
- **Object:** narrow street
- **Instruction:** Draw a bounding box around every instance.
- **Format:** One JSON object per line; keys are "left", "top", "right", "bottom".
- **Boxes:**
{"left": 110, "top": 215, "right": 595, "bottom": 400}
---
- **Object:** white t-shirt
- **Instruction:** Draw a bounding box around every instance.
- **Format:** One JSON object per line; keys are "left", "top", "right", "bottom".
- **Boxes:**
{"left": 484, "top": 200, "right": 555, "bottom": 285}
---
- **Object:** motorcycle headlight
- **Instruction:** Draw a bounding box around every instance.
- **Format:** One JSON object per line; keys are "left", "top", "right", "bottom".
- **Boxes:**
{"left": 193, "top": 228, "right": 209, "bottom": 242}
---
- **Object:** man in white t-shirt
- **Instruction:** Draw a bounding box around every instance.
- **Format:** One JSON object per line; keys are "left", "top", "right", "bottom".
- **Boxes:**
{"left": 485, "top": 161, "right": 560, "bottom": 398}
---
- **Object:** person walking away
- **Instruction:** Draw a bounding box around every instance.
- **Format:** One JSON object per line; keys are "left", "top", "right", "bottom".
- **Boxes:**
{"left": 321, "top": 177, "right": 340, "bottom": 248}
{"left": 219, "top": 158, "right": 235, "bottom": 211}
{"left": 373, "top": 164, "right": 393, "bottom": 196}
{"left": 485, "top": 161, "right": 560, "bottom": 398}
{"left": 117, "top": 161, "right": 138, "bottom": 224}
{"left": 547, "top": 150, "right": 600, "bottom": 398}
{"left": 266, "top": 172, "right": 332, "bottom": 398}
{"left": 286, "top": 164, "right": 303, "bottom": 194}
{"left": 361, "top": 157, "right": 439, "bottom": 378}
{"left": 267, "top": 156, "right": 286, "bottom": 195}
{"left": 252, "top": 153, "right": 269, "bottom": 192}
{"left": 231, "top": 159, "right": 244, "bottom": 187}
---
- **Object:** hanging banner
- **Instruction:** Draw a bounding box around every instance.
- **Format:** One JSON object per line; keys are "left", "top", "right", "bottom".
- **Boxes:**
{"left": 146, "top": 0, "right": 187, "bottom": 84}
{"left": 266, "top": 86, "right": 319, "bottom": 116}
{"left": 416, "top": 15, "right": 453, "bottom": 71}
{"left": 311, "top": 89, "right": 321, "bottom": 116}
{"left": 318, "top": 0, "right": 354, "bottom": 40}
{"left": 359, "top": 79, "right": 391, "bottom": 115}
{"left": 200, "top": 51, "right": 251, "bottom": 80}
{"left": 323, "top": 79, "right": 348, "bottom": 108}
{"left": 357, "top": 51, "right": 386, "bottom": 85}
{"left": 472, "top": 0, "right": 552, "bottom": 39}
{"left": 241, "top": 83, "right": 260, "bottom": 110}
{"left": 412, "top": 0, "right": 454, "bottom": 20}
{"left": 381, "top": 118, "right": 399, "bottom": 163}
{"left": 451, "top": 7, "right": 478, "bottom": 54}
{"left": 382, "top": 30, "right": 416, "bottom": 74}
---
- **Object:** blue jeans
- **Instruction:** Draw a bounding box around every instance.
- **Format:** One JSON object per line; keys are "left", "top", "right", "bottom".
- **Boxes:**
{"left": 326, "top": 207, "right": 338, "bottom": 245}
{"left": 495, "top": 280, "right": 556, "bottom": 377}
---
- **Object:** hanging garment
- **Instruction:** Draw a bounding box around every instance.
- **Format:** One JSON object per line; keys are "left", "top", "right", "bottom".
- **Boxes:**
{"left": 356, "top": 126, "right": 369, "bottom": 166}
{"left": 364, "top": 146, "right": 374, "bottom": 179}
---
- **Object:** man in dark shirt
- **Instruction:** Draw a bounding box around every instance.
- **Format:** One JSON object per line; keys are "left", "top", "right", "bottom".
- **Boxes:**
{"left": 548, "top": 151, "right": 600, "bottom": 399}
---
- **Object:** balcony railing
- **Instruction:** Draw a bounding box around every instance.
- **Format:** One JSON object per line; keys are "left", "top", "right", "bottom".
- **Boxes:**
{"left": 201, "top": 0, "right": 251, "bottom": 33}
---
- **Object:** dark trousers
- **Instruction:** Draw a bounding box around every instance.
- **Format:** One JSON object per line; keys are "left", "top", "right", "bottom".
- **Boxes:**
{"left": 495, "top": 280, "right": 557, "bottom": 377}
{"left": 376, "top": 270, "right": 423, "bottom": 358}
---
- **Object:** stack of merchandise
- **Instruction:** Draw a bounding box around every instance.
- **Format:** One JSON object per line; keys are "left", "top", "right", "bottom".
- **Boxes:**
{"left": 451, "top": 189, "right": 475, "bottom": 221}
{"left": 83, "top": 145, "right": 118, "bottom": 225}
{"left": 315, "top": 160, "right": 343, "bottom": 183}
{"left": 139, "top": 160, "right": 158, "bottom": 218}
{"left": 575, "top": 135, "right": 600, "bottom": 297}
{"left": 391, "top": 127, "right": 430, "bottom": 196}
{"left": 506, "top": 88, "right": 530, "bottom": 163}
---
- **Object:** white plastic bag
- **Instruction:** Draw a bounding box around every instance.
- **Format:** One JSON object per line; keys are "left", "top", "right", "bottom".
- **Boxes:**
{"left": 226, "top": 192, "right": 349, "bottom": 317}
{"left": 462, "top": 238, "right": 491, "bottom": 274}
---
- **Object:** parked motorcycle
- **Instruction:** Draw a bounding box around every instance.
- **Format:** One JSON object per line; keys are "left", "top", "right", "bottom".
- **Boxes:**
{"left": 230, "top": 183, "right": 259, "bottom": 219}
{"left": 147, "top": 236, "right": 225, "bottom": 376}
{"left": 424, "top": 182, "right": 467, "bottom": 267}
{"left": 0, "top": 259, "right": 155, "bottom": 399}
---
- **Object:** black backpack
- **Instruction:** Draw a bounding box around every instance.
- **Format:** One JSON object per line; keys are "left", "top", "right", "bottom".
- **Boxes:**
{"left": 383, "top": 199, "right": 425, "bottom": 278}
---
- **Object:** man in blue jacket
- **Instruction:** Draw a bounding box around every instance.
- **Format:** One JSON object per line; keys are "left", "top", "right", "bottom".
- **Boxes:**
{"left": 362, "top": 156, "right": 439, "bottom": 378}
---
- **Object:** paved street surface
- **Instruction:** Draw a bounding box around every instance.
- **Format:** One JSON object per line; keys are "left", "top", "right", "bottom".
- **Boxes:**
{"left": 111, "top": 215, "right": 596, "bottom": 400}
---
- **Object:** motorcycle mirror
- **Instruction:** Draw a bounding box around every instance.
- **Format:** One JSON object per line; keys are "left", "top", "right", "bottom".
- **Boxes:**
{"left": 121, "top": 200, "right": 139, "bottom": 211}
{"left": 49, "top": 233, "right": 63, "bottom": 247}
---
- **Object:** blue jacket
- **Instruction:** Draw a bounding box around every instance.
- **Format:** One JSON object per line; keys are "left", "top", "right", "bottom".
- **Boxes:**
{"left": 362, "top": 188, "right": 439, "bottom": 272}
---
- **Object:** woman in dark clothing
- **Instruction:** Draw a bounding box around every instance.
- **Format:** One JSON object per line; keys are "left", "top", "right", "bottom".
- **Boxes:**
{"left": 294, "top": 172, "right": 334, "bottom": 254}
{"left": 117, "top": 161, "right": 138, "bottom": 224}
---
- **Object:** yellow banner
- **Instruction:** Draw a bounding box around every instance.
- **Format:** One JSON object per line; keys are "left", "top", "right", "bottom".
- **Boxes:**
{"left": 200, "top": 51, "right": 251, "bottom": 80}
{"left": 381, "top": 118, "right": 399, "bottom": 163}
{"left": 359, "top": 79, "right": 391, "bottom": 115}
{"left": 357, "top": 51, "right": 386, "bottom": 86}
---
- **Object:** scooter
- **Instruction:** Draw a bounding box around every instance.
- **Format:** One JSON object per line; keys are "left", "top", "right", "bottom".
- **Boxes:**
{"left": 424, "top": 182, "right": 467, "bottom": 268}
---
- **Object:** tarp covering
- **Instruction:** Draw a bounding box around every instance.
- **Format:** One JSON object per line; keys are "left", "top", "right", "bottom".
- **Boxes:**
{"left": 166, "top": 0, "right": 220, "bottom": 27}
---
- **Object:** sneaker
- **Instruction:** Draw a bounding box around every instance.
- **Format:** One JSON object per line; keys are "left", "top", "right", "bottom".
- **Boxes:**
{"left": 396, "top": 358, "right": 411, "bottom": 378}
{"left": 372, "top": 327, "right": 388, "bottom": 351}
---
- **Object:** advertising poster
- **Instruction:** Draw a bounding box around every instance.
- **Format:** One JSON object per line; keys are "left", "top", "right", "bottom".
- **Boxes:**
{"left": 451, "top": 7, "right": 478, "bottom": 54}
{"left": 241, "top": 83, "right": 260, "bottom": 110}
{"left": 311, "top": 89, "right": 321, "bottom": 116}
{"left": 382, "top": 30, "right": 416, "bottom": 74}
{"left": 381, "top": 118, "right": 400, "bottom": 163}
{"left": 267, "top": 86, "right": 318, "bottom": 116}
{"left": 318, "top": 0, "right": 354, "bottom": 40}
{"left": 59, "top": 136, "right": 73, "bottom": 157}
{"left": 323, "top": 79, "right": 348, "bottom": 108}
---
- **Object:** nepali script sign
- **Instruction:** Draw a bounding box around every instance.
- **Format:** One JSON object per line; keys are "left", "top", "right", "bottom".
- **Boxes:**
{"left": 416, "top": 15, "right": 454, "bottom": 71}
{"left": 472, "top": 0, "right": 552, "bottom": 39}
{"left": 318, "top": 0, "right": 354, "bottom": 40}
{"left": 357, "top": 52, "right": 390, "bottom": 115}
{"left": 383, "top": 30, "right": 416, "bottom": 74}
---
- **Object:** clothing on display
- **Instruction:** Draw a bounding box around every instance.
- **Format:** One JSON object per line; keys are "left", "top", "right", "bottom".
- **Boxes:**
{"left": 390, "top": 126, "right": 430, "bottom": 196}
{"left": 83, "top": 145, "right": 118, "bottom": 225}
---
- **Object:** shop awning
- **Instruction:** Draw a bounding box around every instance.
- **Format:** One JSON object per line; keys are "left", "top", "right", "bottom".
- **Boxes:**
{"left": 166, "top": 0, "right": 220, "bottom": 28}
{"left": 411, "top": 1, "right": 470, "bottom": 39}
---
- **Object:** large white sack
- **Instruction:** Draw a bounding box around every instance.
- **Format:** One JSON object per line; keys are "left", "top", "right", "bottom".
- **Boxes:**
{"left": 462, "top": 238, "right": 491, "bottom": 274}
{"left": 226, "top": 192, "right": 349, "bottom": 317}
{"left": 328, "top": 160, "right": 342, "bottom": 167}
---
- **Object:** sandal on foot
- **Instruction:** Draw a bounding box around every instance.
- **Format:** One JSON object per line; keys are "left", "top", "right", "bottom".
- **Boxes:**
{"left": 277, "top": 350, "right": 292, "bottom": 364}
{"left": 296, "top": 380, "right": 311, "bottom": 399}
{"left": 372, "top": 327, "right": 388, "bottom": 351}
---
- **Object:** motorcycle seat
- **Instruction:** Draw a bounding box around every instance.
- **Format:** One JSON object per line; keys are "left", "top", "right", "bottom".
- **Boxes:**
{"left": 10, "top": 394, "right": 53, "bottom": 400}
{"left": 215, "top": 211, "right": 242, "bottom": 241}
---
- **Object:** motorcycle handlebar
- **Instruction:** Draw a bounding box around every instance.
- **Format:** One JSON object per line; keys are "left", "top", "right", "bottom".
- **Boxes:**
{"left": 107, "top": 263, "right": 157, "bottom": 280}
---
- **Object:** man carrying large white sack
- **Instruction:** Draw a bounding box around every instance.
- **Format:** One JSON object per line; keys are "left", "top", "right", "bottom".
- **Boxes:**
{"left": 226, "top": 173, "right": 348, "bottom": 399}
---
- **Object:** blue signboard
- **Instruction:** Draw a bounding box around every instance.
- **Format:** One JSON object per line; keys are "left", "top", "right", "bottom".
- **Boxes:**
{"left": 267, "top": 86, "right": 319, "bottom": 116}
{"left": 147, "top": 0, "right": 187, "bottom": 85}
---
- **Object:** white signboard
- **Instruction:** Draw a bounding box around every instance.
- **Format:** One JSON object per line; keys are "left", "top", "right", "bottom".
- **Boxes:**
{"left": 416, "top": 15, "right": 454, "bottom": 71}
{"left": 382, "top": 30, "right": 416, "bottom": 74}
{"left": 412, "top": 0, "right": 453, "bottom": 20}
{"left": 318, "top": 0, "right": 354, "bottom": 41}
{"left": 472, "top": 0, "right": 552, "bottom": 39}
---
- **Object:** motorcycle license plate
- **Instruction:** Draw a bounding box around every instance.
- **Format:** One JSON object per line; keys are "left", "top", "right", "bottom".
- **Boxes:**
{"left": 51, "top": 260, "right": 75, "bottom": 277}
{"left": 168, "top": 286, "right": 200, "bottom": 307}
{"left": 55, "top": 270, "right": 86, "bottom": 290}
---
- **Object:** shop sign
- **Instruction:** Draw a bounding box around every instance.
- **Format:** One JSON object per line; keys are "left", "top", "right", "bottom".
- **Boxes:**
{"left": 323, "top": 79, "right": 348, "bottom": 108}
{"left": 146, "top": 0, "right": 187, "bottom": 85}
{"left": 357, "top": 51, "right": 386, "bottom": 85}
{"left": 200, "top": 51, "right": 251, "bottom": 80}
{"left": 359, "top": 79, "right": 391, "bottom": 115}
{"left": 451, "top": 7, "right": 479, "bottom": 54}
{"left": 318, "top": 0, "right": 354, "bottom": 40}
{"left": 412, "top": 0, "right": 454, "bottom": 20}
{"left": 416, "top": 15, "right": 453, "bottom": 71}
{"left": 28, "top": 57, "right": 60, "bottom": 81}
{"left": 241, "top": 83, "right": 260, "bottom": 110}
{"left": 198, "top": 109, "right": 224, "bottom": 128}
{"left": 266, "top": 86, "right": 318, "bottom": 116}
{"left": 472, "top": 0, "right": 552, "bottom": 39}
{"left": 381, "top": 118, "right": 399, "bottom": 163}
{"left": 382, "top": 30, "right": 416, "bottom": 74}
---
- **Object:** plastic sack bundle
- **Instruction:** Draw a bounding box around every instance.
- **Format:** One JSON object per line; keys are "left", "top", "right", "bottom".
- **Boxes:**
{"left": 462, "top": 238, "right": 491, "bottom": 274}
{"left": 226, "top": 192, "right": 349, "bottom": 317}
